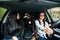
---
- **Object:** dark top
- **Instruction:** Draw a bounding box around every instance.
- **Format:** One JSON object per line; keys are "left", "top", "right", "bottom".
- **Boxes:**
{"left": 4, "top": 18, "right": 25, "bottom": 38}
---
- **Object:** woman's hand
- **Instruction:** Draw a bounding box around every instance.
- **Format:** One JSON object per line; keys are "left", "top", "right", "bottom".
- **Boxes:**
{"left": 12, "top": 36, "right": 18, "bottom": 40}
{"left": 32, "top": 30, "right": 37, "bottom": 35}
{"left": 44, "top": 27, "right": 53, "bottom": 35}
{"left": 48, "top": 24, "right": 51, "bottom": 27}
{"left": 32, "top": 32, "right": 35, "bottom": 35}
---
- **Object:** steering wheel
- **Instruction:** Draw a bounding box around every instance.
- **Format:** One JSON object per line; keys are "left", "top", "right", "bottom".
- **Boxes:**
{"left": 51, "top": 20, "right": 60, "bottom": 39}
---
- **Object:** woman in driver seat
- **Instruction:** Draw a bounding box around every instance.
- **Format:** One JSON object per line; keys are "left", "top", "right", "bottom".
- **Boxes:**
{"left": 35, "top": 11, "right": 53, "bottom": 40}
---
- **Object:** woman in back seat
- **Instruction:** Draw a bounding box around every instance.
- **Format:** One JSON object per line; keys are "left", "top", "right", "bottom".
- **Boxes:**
{"left": 3, "top": 13, "right": 25, "bottom": 40}
{"left": 23, "top": 13, "right": 35, "bottom": 40}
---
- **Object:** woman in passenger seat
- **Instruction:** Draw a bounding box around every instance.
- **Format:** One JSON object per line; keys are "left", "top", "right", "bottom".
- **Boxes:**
{"left": 35, "top": 11, "right": 53, "bottom": 40}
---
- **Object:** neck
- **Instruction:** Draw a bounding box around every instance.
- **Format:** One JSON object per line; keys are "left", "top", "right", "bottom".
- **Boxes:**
{"left": 39, "top": 19, "right": 43, "bottom": 22}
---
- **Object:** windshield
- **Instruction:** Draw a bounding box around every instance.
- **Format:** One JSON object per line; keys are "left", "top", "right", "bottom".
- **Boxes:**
{"left": 48, "top": 7, "right": 60, "bottom": 22}
{"left": 0, "top": 7, "right": 7, "bottom": 22}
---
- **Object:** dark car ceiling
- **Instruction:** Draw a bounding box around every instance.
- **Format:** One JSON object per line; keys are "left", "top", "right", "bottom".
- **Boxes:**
{"left": 0, "top": 1, "right": 60, "bottom": 13}
{"left": 48, "top": 0, "right": 60, "bottom": 3}
{"left": 0, "top": 0, "right": 60, "bottom": 3}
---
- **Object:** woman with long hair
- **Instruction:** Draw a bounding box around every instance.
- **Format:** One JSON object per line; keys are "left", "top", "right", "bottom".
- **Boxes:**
{"left": 35, "top": 11, "right": 53, "bottom": 40}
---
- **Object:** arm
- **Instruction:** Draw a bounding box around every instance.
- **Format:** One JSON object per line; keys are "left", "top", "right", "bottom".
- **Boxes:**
{"left": 45, "top": 22, "right": 49, "bottom": 27}
{"left": 44, "top": 22, "right": 53, "bottom": 35}
{"left": 35, "top": 20, "right": 44, "bottom": 30}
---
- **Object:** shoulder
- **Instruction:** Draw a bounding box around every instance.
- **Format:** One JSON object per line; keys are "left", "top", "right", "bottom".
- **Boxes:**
{"left": 45, "top": 21, "right": 48, "bottom": 26}
{"left": 35, "top": 20, "right": 39, "bottom": 23}
{"left": 35, "top": 20, "right": 40, "bottom": 25}
{"left": 45, "top": 21, "right": 48, "bottom": 23}
{"left": 45, "top": 21, "right": 48, "bottom": 24}
{"left": 20, "top": 19, "right": 24, "bottom": 24}
{"left": 35, "top": 20, "right": 38, "bottom": 22}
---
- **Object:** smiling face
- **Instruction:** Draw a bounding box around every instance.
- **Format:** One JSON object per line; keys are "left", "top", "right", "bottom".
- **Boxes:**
{"left": 39, "top": 12, "right": 45, "bottom": 20}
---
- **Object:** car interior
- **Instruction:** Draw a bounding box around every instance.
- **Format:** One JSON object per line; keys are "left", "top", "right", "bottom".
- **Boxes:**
{"left": 0, "top": 0, "right": 60, "bottom": 40}
{"left": 0, "top": 10, "right": 53, "bottom": 40}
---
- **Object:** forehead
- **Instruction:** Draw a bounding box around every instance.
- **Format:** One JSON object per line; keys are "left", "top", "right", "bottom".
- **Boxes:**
{"left": 40, "top": 12, "right": 45, "bottom": 15}
{"left": 17, "top": 13, "right": 21, "bottom": 15}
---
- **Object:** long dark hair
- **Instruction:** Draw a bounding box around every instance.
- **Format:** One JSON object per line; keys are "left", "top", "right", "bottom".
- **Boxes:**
{"left": 38, "top": 11, "right": 46, "bottom": 27}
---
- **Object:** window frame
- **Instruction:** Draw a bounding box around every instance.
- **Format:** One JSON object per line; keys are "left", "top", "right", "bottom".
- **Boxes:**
{"left": 47, "top": 7, "right": 60, "bottom": 22}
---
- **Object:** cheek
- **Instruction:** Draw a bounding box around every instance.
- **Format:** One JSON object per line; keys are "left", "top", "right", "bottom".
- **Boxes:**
{"left": 40, "top": 16, "right": 44, "bottom": 19}
{"left": 42, "top": 16, "right": 45, "bottom": 18}
{"left": 17, "top": 16, "right": 20, "bottom": 19}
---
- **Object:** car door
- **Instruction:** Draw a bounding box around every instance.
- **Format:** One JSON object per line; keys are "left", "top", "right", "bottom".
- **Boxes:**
{"left": 0, "top": 7, "right": 8, "bottom": 39}
{"left": 47, "top": 7, "right": 60, "bottom": 40}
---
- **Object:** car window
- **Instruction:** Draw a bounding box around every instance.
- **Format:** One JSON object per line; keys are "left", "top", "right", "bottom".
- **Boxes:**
{"left": 0, "top": 7, "right": 7, "bottom": 22}
{"left": 48, "top": 7, "right": 60, "bottom": 22}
